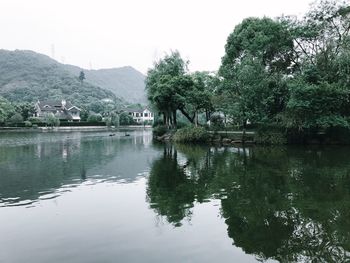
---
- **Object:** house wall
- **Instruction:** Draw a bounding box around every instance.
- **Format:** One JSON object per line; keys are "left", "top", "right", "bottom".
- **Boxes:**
{"left": 130, "top": 109, "right": 154, "bottom": 123}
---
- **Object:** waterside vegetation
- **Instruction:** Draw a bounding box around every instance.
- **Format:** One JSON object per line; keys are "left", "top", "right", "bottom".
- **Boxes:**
{"left": 147, "top": 0, "right": 350, "bottom": 144}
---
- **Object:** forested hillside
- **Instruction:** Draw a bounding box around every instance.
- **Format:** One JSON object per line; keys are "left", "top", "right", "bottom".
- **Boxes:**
{"left": 0, "top": 50, "right": 119, "bottom": 107}
{"left": 65, "top": 65, "right": 146, "bottom": 103}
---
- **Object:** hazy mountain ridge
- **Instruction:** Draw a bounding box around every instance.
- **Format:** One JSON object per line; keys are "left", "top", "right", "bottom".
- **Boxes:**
{"left": 0, "top": 49, "right": 119, "bottom": 106}
{"left": 0, "top": 49, "right": 146, "bottom": 105}
{"left": 65, "top": 65, "right": 147, "bottom": 103}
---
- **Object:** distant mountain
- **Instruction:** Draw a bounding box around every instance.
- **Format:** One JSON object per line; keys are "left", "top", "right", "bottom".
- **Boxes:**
{"left": 0, "top": 49, "right": 147, "bottom": 106}
{"left": 0, "top": 49, "right": 118, "bottom": 106}
{"left": 65, "top": 65, "right": 147, "bottom": 104}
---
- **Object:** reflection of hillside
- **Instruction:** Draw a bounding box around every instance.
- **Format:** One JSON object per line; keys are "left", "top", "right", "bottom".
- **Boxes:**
{"left": 0, "top": 131, "right": 158, "bottom": 207}
{"left": 147, "top": 145, "right": 350, "bottom": 262}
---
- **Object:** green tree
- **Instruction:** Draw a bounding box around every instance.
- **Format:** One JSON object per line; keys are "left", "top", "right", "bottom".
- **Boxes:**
{"left": 119, "top": 112, "right": 134, "bottom": 125}
{"left": 44, "top": 113, "right": 60, "bottom": 127}
{"left": 79, "top": 71, "right": 85, "bottom": 83}
{"left": 219, "top": 17, "right": 293, "bottom": 132}
{"left": 282, "top": 81, "right": 349, "bottom": 130}
{"left": 187, "top": 72, "right": 217, "bottom": 125}
{"left": 146, "top": 51, "right": 194, "bottom": 128}
{"left": 9, "top": 113, "right": 24, "bottom": 125}
{"left": 287, "top": 0, "right": 350, "bottom": 80}
{"left": 0, "top": 96, "right": 15, "bottom": 124}
{"left": 87, "top": 113, "right": 103, "bottom": 122}
{"left": 14, "top": 102, "right": 35, "bottom": 120}
{"left": 220, "top": 17, "right": 294, "bottom": 77}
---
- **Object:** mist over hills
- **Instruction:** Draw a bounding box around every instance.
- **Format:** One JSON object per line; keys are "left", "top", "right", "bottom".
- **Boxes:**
{"left": 0, "top": 49, "right": 147, "bottom": 106}
{"left": 65, "top": 65, "right": 147, "bottom": 104}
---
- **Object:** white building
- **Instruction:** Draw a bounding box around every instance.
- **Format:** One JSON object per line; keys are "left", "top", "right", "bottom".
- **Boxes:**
{"left": 126, "top": 107, "right": 154, "bottom": 124}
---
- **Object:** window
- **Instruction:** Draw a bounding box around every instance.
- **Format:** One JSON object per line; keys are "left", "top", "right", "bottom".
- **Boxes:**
{"left": 144, "top": 113, "right": 148, "bottom": 117}
{"left": 140, "top": 113, "right": 143, "bottom": 117}
{"left": 136, "top": 113, "right": 139, "bottom": 117}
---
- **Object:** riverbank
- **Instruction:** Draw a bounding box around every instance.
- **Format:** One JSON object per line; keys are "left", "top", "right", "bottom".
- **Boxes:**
{"left": 154, "top": 126, "right": 350, "bottom": 145}
{"left": 155, "top": 129, "right": 256, "bottom": 145}
{"left": 0, "top": 125, "right": 152, "bottom": 132}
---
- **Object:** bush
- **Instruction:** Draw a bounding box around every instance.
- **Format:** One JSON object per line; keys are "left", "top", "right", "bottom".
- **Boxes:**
{"left": 255, "top": 127, "right": 287, "bottom": 145}
{"left": 152, "top": 118, "right": 163, "bottom": 127}
{"left": 9, "top": 113, "right": 23, "bottom": 124}
{"left": 176, "top": 121, "right": 189, "bottom": 129}
{"left": 119, "top": 112, "right": 135, "bottom": 125}
{"left": 153, "top": 125, "right": 168, "bottom": 137}
{"left": 24, "top": 121, "right": 32, "bottom": 127}
{"left": 28, "top": 117, "right": 42, "bottom": 123}
{"left": 44, "top": 113, "right": 60, "bottom": 127}
{"left": 173, "top": 126, "right": 209, "bottom": 143}
{"left": 87, "top": 113, "right": 103, "bottom": 122}
{"left": 210, "top": 114, "right": 225, "bottom": 131}
{"left": 59, "top": 121, "right": 106, "bottom": 127}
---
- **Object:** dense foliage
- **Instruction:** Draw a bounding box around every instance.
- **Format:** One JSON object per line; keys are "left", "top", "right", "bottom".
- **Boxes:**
{"left": 146, "top": 52, "right": 218, "bottom": 129}
{"left": 218, "top": 0, "right": 350, "bottom": 134}
{"left": 0, "top": 50, "right": 122, "bottom": 111}
{"left": 173, "top": 126, "right": 209, "bottom": 143}
{"left": 147, "top": 0, "right": 350, "bottom": 142}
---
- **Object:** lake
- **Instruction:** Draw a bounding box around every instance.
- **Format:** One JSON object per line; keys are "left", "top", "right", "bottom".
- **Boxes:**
{"left": 0, "top": 130, "right": 349, "bottom": 263}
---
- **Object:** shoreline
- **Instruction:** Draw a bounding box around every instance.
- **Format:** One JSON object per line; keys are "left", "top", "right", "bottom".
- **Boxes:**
{"left": 0, "top": 125, "right": 153, "bottom": 133}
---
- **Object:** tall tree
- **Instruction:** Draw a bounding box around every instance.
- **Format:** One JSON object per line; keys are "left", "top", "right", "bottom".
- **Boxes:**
{"left": 219, "top": 18, "right": 292, "bottom": 128}
{"left": 79, "top": 71, "right": 85, "bottom": 84}
{"left": 146, "top": 51, "right": 193, "bottom": 128}
{"left": 0, "top": 96, "right": 15, "bottom": 124}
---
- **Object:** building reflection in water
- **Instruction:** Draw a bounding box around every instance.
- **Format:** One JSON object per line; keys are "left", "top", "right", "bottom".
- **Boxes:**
{"left": 0, "top": 130, "right": 158, "bottom": 207}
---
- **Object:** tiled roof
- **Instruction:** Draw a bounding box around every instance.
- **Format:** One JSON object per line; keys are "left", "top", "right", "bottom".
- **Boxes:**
{"left": 123, "top": 107, "right": 149, "bottom": 113}
{"left": 37, "top": 100, "right": 74, "bottom": 110}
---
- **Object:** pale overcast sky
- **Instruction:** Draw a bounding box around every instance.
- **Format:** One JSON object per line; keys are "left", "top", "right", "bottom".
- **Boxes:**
{"left": 0, "top": 0, "right": 315, "bottom": 73}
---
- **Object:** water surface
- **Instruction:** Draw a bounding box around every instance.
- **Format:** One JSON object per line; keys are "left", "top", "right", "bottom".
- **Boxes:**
{"left": 0, "top": 130, "right": 349, "bottom": 263}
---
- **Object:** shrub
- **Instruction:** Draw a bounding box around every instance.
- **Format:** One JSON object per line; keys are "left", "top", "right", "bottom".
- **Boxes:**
{"left": 153, "top": 125, "right": 168, "bottom": 137}
{"left": 28, "top": 117, "right": 42, "bottom": 123}
{"left": 87, "top": 113, "right": 103, "bottom": 122}
{"left": 210, "top": 114, "right": 225, "bottom": 130}
{"left": 255, "top": 130, "right": 287, "bottom": 145}
{"left": 152, "top": 118, "right": 163, "bottom": 127}
{"left": 44, "top": 113, "right": 60, "bottom": 127}
{"left": 9, "top": 113, "right": 23, "bottom": 124}
{"left": 173, "top": 126, "right": 209, "bottom": 143}
{"left": 119, "top": 112, "right": 135, "bottom": 125}
{"left": 24, "top": 121, "right": 32, "bottom": 127}
{"left": 176, "top": 121, "right": 189, "bottom": 129}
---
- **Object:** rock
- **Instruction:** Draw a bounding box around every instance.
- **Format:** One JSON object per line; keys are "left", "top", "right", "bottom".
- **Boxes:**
{"left": 222, "top": 138, "right": 232, "bottom": 144}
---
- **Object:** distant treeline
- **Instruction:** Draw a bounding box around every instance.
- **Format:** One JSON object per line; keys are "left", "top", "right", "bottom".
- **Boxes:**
{"left": 0, "top": 97, "right": 144, "bottom": 127}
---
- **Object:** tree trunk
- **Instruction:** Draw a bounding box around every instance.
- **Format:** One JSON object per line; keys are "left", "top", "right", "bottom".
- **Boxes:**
{"left": 242, "top": 120, "right": 246, "bottom": 143}
{"left": 179, "top": 108, "right": 195, "bottom": 124}
{"left": 163, "top": 113, "right": 166, "bottom": 126}
{"left": 169, "top": 111, "right": 173, "bottom": 129}
{"left": 194, "top": 111, "right": 198, "bottom": 127}
{"left": 173, "top": 110, "right": 177, "bottom": 129}
{"left": 205, "top": 110, "right": 210, "bottom": 123}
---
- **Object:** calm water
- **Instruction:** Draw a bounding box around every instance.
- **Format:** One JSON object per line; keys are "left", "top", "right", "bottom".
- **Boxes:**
{"left": 0, "top": 130, "right": 350, "bottom": 263}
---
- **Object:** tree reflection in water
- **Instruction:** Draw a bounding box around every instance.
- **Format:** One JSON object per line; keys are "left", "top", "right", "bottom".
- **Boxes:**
{"left": 147, "top": 144, "right": 350, "bottom": 262}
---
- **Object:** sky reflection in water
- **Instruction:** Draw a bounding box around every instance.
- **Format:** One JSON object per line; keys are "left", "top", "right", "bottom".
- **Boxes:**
{"left": 0, "top": 130, "right": 349, "bottom": 262}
